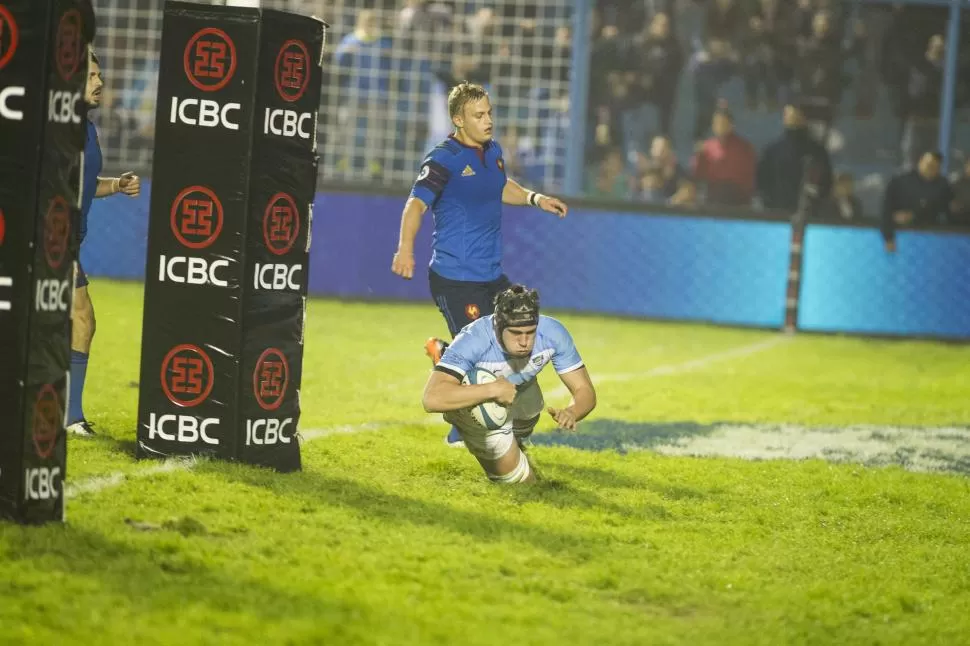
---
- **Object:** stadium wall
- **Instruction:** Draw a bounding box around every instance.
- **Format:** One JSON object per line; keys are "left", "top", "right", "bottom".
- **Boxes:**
{"left": 83, "top": 182, "right": 970, "bottom": 339}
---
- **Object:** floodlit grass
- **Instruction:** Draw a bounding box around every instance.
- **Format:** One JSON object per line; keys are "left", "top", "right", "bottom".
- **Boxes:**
{"left": 2, "top": 280, "right": 968, "bottom": 645}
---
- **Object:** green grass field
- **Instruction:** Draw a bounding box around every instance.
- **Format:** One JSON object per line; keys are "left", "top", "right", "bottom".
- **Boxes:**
{"left": 2, "top": 279, "right": 969, "bottom": 645}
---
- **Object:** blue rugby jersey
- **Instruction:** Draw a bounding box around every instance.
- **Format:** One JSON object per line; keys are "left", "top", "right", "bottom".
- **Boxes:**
{"left": 435, "top": 315, "right": 585, "bottom": 387}
{"left": 409, "top": 135, "right": 508, "bottom": 282}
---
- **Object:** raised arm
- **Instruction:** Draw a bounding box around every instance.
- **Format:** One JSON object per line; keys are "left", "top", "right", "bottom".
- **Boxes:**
{"left": 502, "top": 177, "right": 568, "bottom": 217}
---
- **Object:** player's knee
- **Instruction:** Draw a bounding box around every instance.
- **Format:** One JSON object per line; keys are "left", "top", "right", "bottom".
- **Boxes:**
{"left": 487, "top": 449, "right": 532, "bottom": 485}
{"left": 82, "top": 303, "right": 95, "bottom": 334}
{"left": 73, "top": 296, "right": 95, "bottom": 339}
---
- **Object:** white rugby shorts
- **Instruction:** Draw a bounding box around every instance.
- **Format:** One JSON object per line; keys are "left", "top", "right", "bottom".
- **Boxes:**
{"left": 445, "top": 379, "right": 544, "bottom": 461}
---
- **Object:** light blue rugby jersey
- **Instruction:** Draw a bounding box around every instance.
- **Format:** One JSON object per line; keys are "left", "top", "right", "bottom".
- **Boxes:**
{"left": 435, "top": 315, "right": 584, "bottom": 386}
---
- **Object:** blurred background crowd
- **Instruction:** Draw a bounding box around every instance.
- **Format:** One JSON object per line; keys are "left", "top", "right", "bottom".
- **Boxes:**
{"left": 92, "top": 0, "right": 970, "bottom": 226}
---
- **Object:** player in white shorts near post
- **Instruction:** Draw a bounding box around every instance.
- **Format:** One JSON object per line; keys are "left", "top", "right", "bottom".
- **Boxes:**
{"left": 421, "top": 284, "right": 597, "bottom": 483}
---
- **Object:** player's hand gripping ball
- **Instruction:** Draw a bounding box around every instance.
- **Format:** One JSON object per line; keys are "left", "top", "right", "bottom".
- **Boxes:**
{"left": 462, "top": 368, "right": 509, "bottom": 430}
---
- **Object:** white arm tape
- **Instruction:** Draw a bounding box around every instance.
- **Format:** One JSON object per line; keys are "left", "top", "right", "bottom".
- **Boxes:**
{"left": 526, "top": 191, "right": 546, "bottom": 208}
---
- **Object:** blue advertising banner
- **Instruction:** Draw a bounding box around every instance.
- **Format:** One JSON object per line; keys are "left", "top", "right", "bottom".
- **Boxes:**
{"left": 799, "top": 225, "right": 970, "bottom": 339}
{"left": 82, "top": 184, "right": 969, "bottom": 339}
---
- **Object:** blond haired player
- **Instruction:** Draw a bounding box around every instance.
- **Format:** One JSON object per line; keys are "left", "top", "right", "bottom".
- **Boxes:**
{"left": 391, "top": 82, "right": 568, "bottom": 447}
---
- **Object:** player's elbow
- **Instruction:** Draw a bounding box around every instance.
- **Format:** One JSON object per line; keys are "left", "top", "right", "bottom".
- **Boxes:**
{"left": 422, "top": 389, "right": 443, "bottom": 413}
{"left": 577, "top": 383, "right": 597, "bottom": 416}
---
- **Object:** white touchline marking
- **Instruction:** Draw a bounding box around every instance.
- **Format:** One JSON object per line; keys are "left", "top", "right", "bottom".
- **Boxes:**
{"left": 547, "top": 335, "right": 789, "bottom": 400}
{"left": 299, "top": 422, "right": 389, "bottom": 441}
{"left": 64, "top": 459, "right": 197, "bottom": 498}
{"left": 651, "top": 423, "right": 970, "bottom": 471}
{"left": 543, "top": 422, "right": 970, "bottom": 475}
{"left": 63, "top": 422, "right": 430, "bottom": 499}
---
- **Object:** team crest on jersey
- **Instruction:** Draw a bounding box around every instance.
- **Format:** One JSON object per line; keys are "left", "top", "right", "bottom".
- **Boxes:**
{"left": 461, "top": 165, "right": 476, "bottom": 177}
{"left": 465, "top": 304, "right": 480, "bottom": 320}
{"left": 497, "top": 158, "right": 504, "bottom": 171}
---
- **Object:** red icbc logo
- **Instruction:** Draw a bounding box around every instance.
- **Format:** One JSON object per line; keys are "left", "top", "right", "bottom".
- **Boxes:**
{"left": 32, "top": 384, "right": 61, "bottom": 459}
{"left": 160, "top": 187, "right": 229, "bottom": 288}
{"left": 0, "top": 5, "right": 20, "bottom": 70}
{"left": 0, "top": 208, "right": 6, "bottom": 245}
{"left": 160, "top": 344, "right": 215, "bottom": 408}
{"left": 55, "top": 9, "right": 82, "bottom": 81}
{"left": 44, "top": 196, "right": 70, "bottom": 269}
{"left": 275, "top": 39, "right": 310, "bottom": 102}
{"left": 253, "top": 348, "right": 289, "bottom": 411}
{"left": 263, "top": 192, "right": 300, "bottom": 256}
{"left": 183, "top": 27, "right": 237, "bottom": 92}
{"left": 170, "top": 185, "right": 223, "bottom": 250}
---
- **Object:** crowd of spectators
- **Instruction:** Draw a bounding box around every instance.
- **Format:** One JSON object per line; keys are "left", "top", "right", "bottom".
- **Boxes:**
{"left": 585, "top": 0, "right": 970, "bottom": 229}
{"left": 92, "top": 0, "right": 970, "bottom": 233}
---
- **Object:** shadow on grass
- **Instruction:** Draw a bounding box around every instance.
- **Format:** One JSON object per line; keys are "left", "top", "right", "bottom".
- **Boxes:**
{"left": 0, "top": 522, "right": 368, "bottom": 633}
{"left": 100, "top": 434, "right": 138, "bottom": 459}
{"left": 533, "top": 419, "right": 716, "bottom": 454}
{"left": 541, "top": 462, "right": 645, "bottom": 488}
{"left": 500, "top": 475, "right": 677, "bottom": 521}
{"left": 498, "top": 474, "right": 642, "bottom": 517}
{"left": 198, "top": 461, "right": 615, "bottom": 553}
{"left": 534, "top": 458, "right": 709, "bottom": 504}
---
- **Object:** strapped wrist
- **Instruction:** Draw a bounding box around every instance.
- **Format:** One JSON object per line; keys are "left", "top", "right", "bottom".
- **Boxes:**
{"left": 526, "top": 191, "right": 545, "bottom": 208}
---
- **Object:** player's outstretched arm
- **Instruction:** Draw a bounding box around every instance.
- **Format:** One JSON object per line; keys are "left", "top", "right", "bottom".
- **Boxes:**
{"left": 422, "top": 370, "right": 516, "bottom": 413}
{"left": 502, "top": 178, "right": 567, "bottom": 217}
{"left": 95, "top": 171, "right": 140, "bottom": 198}
{"left": 547, "top": 367, "right": 596, "bottom": 431}
{"left": 391, "top": 197, "right": 428, "bottom": 280}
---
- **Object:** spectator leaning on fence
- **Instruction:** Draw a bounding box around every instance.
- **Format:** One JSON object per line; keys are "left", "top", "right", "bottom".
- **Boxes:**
{"left": 881, "top": 151, "right": 952, "bottom": 252}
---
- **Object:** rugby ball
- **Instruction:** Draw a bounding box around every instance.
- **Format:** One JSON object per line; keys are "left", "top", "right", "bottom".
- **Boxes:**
{"left": 462, "top": 368, "right": 509, "bottom": 430}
